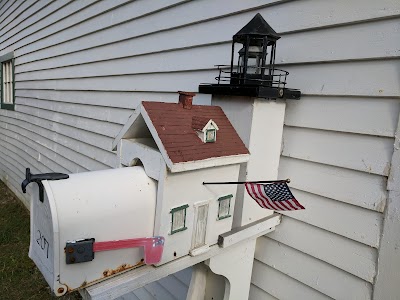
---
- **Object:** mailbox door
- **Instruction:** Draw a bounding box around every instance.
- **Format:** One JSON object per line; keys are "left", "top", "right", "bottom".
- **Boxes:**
{"left": 29, "top": 182, "right": 65, "bottom": 295}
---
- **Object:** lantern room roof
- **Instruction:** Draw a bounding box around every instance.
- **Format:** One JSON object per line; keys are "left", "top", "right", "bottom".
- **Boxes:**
{"left": 233, "top": 13, "right": 280, "bottom": 42}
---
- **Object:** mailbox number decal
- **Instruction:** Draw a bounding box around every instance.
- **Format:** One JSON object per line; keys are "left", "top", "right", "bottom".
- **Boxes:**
{"left": 36, "top": 230, "right": 49, "bottom": 259}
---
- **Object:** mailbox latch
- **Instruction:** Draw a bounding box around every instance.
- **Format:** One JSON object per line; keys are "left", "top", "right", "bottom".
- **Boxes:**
{"left": 21, "top": 168, "right": 69, "bottom": 202}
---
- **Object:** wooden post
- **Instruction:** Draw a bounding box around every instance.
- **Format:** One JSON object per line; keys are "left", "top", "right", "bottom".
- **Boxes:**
{"left": 212, "top": 96, "right": 286, "bottom": 227}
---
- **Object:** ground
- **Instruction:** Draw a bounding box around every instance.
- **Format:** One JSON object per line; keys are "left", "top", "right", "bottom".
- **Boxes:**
{"left": 0, "top": 180, "right": 81, "bottom": 300}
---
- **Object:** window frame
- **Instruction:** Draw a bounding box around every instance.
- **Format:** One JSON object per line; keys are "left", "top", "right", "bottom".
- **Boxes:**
{"left": 217, "top": 194, "right": 233, "bottom": 220}
{"left": 0, "top": 52, "right": 15, "bottom": 111}
{"left": 170, "top": 204, "right": 189, "bottom": 234}
{"left": 205, "top": 128, "right": 216, "bottom": 143}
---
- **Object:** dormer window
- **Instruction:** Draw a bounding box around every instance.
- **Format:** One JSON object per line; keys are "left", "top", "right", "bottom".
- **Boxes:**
{"left": 192, "top": 117, "right": 219, "bottom": 143}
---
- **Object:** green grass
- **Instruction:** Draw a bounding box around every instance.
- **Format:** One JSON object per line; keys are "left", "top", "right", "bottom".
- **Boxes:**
{"left": 0, "top": 180, "right": 81, "bottom": 300}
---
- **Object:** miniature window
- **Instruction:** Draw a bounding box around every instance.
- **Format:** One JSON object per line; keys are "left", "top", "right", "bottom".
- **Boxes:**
{"left": 218, "top": 195, "right": 232, "bottom": 220}
{"left": 1, "top": 52, "right": 15, "bottom": 111}
{"left": 170, "top": 204, "right": 189, "bottom": 234}
{"left": 205, "top": 129, "right": 216, "bottom": 143}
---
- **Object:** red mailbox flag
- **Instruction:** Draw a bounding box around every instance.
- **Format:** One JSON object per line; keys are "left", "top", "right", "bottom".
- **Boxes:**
{"left": 245, "top": 182, "right": 305, "bottom": 211}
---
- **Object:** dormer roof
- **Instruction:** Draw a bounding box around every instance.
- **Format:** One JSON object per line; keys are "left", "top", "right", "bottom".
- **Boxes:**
{"left": 113, "top": 101, "right": 249, "bottom": 172}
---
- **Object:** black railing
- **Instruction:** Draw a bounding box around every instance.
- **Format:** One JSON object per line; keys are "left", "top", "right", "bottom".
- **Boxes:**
{"left": 214, "top": 65, "right": 289, "bottom": 89}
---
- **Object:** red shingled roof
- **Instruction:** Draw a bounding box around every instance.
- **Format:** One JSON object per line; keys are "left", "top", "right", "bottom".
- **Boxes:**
{"left": 142, "top": 101, "right": 249, "bottom": 164}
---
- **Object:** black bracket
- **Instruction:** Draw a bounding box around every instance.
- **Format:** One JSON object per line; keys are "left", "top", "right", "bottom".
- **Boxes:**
{"left": 21, "top": 168, "right": 69, "bottom": 202}
{"left": 65, "top": 239, "right": 95, "bottom": 264}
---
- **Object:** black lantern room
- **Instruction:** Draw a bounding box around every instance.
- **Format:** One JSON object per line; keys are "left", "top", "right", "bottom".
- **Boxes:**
{"left": 199, "top": 13, "right": 300, "bottom": 100}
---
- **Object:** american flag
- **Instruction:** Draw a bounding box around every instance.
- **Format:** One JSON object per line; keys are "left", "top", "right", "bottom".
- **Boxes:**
{"left": 245, "top": 182, "right": 305, "bottom": 211}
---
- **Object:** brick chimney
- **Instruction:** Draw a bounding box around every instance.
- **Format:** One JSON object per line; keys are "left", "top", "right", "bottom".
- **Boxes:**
{"left": 178, "top": 91, "right": 195, "bottom": 109}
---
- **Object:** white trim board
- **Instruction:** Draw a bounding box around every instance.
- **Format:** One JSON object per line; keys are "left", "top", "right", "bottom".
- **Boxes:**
{"left": 80, "top": 214, "right": 281, "bottom": 300}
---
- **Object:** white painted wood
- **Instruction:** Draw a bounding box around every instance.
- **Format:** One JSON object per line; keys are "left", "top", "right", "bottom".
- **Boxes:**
{"left": 16, "top": 59, "right": 400, "bottom": 97}
{"left": 267, "top": 217, "right": 377, "bottom": 282}
{"left": 16, "top": 97, "right": 132, "bottom": 125}
{"left": 279, "top": 157, "right": 387, "bottom": 212}
{"left": 282, "top": 126, "right": 393, "bottom": 176}
{"left": 83, "top": 235, "right": 275, "bottom": 300}
{"left": 373, "top": 114, "right": 400, "bottom": 299}
{"left": 280, "top": 188, "right": 382, "bottom": 248}
{"left": 285, "top": 96, "right": 400, "bottom": 137}
{"left": 15, "top": 0, "right": 400, "bottom": 66}
{"left": 206, "top": 239, "right": 257, "bottom": 300}
{"left": 252, "top": 261, "right": 332, "bottom": 300}
{"left": 186, "top": 264, "right": 207, "bottom": 300}
{"left": 218, "top": 214, "right": 281, "bottom": 248}
{"left": 120, "top": 139, "right": 164, "bottom": 180}
{"left": 256, "top": 238, "right": 372, "bottom": 299}
{"left": 248, "top": 284, "right": 278, "bottom": 300}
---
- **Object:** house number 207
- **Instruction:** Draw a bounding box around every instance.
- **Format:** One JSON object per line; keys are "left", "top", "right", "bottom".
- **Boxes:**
{"left": 36, "top": 230, "right": 49, "bottom": 259}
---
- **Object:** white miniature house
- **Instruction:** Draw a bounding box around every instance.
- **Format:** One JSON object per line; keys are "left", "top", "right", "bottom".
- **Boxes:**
{"left": 113, "top": 91, "right": 250, "bottom": 262}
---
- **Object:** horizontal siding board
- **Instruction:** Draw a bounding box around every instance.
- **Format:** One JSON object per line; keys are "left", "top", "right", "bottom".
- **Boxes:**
{"left": 15, "top": 0, "right": 400, "bottom": 66}
{"left": 14, "top": 0, "right": 283, "bottom": 62}
{"left": 249, "top": 284, "right": 278, "bottom": 300}
{"left": 0, "top": 0, "right": 35, "bottom": 32}
{"left": 15, "top": 90, "right": 211, "bottom": 109}
{"left": 0, "top": 0, "right": 72, "bottom": 55}
{"left": 255, "top": 238, "right": 372, "bottom": 300}
{"left": 16, "top": 104, "right": 122, "bottom": 139}
{"left": 0, "top": 0, "right": 100, "bottom": 52}
{"left": 15, "top": 17, "right": 400, "bottom": 75}
{"left": 0, "top": 127, "right": 69, "bottom": 173}
{"left": 15, "top": 60, "right": 400, "bottom": 97}
{"left": 143, "top": 282, "right": 176, "bottom": 300}
{"left": 282, "top": 127, "right": 393, "bottom": 176}
{"left": 16, "top": 96, "right": 132, "bottom": 125}
{"left": 0, "top": 124, "right": 80, "bottom": 173}
{"left": 3, "top": 107, "right": 115, "bottom": 153}
{"left": 14, "top": 0, "right": 187, "bottom": 56}
{"left": 267, "top": 217, "right": 377, "bottom": 282}
{"left": 285, "top": 96, "right": 400, "bottom": 137}
{"left": 0, "top": 162, "right": 31, "bottom": 206}
{"left": 0, "top": 121, "right": 89, "bottom": 173}
{"left": 280, "top": 157, "right": 387, "bottom": 212}
{"left": 280, "top": 188, "right": 382, "bottom": 248}
{"left": 172, "top": 268, "right": 192, "bottom": 287}
{"left": 0, "top": 0, "right": 48, "bottom": 36}
{"left": 130, "top": 288, "right": 156, "bottom": 300}
{"left": 157, "top": 275, "right": 188, "bottom": 300}
{"left": 252, "top": 260, "right": 332, "bottom": 300}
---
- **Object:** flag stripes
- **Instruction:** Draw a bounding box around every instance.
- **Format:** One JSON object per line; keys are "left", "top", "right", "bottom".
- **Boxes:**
{"left": 245, "top": 182, "right": 305, "bottom": 211}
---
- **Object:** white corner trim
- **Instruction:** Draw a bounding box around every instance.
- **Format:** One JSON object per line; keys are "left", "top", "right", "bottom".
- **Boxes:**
{"left": 169, "top": 154, "right": 250, "bottom": 173}
{"left": 373, "top": 114, "right": 400, "bottom": 299}
{"left": 202, "top": 119, "right": 219, "bottom": 131}
{"left": 112, "top": 105, "right": 142, "bottom": 150}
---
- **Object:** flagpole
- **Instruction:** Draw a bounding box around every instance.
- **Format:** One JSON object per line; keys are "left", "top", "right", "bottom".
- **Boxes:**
{"left": 202, "top": 179, "right": 290, "bottom": 185}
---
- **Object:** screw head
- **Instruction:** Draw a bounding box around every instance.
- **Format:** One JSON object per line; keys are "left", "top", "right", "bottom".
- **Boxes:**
{"left": 57, "top": 287, "right": 65, "bottom": 294}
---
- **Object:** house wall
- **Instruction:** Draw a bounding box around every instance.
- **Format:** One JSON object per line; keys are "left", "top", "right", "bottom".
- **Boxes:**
{"left": 0, "top": 1, "right": 399, "bottom": 299}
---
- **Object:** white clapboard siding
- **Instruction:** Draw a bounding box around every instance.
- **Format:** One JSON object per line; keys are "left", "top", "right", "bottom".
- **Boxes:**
{"left": 1, "top": 114, "right": 115, "bottom": 168}
{"left": 282, "top": 126, "right": 393, "bottom": 176}
{"left": 0, "top": 0, "right": 49, "bottom": 35}
{"left": 15, "top": 60, "right": 400, "bottom": 97}
{"left": 15, "top": 90, "right": 211, "bottom": 109}
{"left": 15, "top": 17, "right": 400, "bottom": 75}
{"left": 285, "top": 96, "right": 400, "bottom": 138}
{"left": 249, "top": 284, "right": 278, "bottom": 300}
{"left": 267, "top": 217, "right": 377, "bottom": 283}
{"left": 16, "top": 104, "right": 122, "bottom": 138}
{"left": 252, "top": 260, "right": 332, "bottom": 300}
{"left": 280, "top": 157, "right": 387, "bottom": 212}
{"left": 279, "top": 188, "right": 382, "bottom": 248}
{"left": 255, "top": 238, "right": 372, "bottom": 300}
{"left": 0, "top": 1, "right": 398, "bottom": 299}
{"left": 14, "top": 0, "right": 400, "bottom": 65}
{"left": 16, "top": 97, "right": 132, "bottom": 125}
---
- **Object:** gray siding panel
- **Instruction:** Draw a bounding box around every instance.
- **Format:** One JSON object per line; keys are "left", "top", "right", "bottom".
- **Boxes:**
{"left": 0, "top": 0, "right": 399, "bottom": 299}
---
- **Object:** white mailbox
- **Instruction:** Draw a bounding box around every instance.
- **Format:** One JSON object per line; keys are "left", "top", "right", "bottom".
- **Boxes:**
{"left": 24, "top": 167, "right": 159, "bottom": 296}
